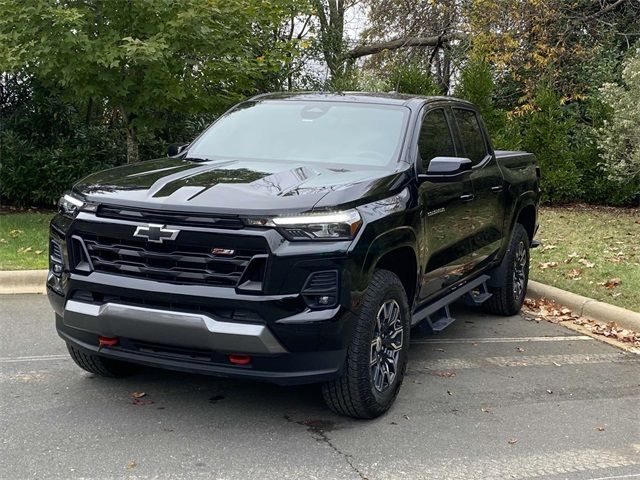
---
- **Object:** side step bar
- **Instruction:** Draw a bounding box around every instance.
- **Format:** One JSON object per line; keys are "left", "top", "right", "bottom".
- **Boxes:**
{"left": 411, "top": 274, "right": 492, "bottom": 333}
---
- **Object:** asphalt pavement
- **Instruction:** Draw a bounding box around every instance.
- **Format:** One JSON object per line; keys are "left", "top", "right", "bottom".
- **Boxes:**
{"left": 1, "top": 294, "right": 639, "bottom": 480}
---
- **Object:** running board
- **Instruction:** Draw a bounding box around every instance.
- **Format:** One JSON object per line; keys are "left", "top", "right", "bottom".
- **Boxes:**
{"left": 411, "top": 274, "right": 491, "bottom": 332}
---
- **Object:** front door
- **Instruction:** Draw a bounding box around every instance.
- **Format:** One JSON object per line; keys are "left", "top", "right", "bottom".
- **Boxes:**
{"left": 416, "top": 107, "right": 477, "bottom": 302}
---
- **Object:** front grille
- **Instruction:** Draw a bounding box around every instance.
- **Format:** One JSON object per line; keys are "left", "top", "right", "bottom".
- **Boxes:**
{"left": 97, "top": 205, "right": 245, "bottom": 229}
{"left": 77, "top": 233, "right": 265, "bottom": 287}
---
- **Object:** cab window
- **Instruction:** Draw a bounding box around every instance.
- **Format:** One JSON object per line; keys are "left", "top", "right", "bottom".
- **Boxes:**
{"left": 418, "top": 109, "right": 456, "bottom": 171}
{"left": 453, "top": 108, "right": 488, "bottom": 165}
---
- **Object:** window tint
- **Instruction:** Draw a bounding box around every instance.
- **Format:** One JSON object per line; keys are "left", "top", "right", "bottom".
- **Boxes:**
{"left": 453, "top": 108, "right": 488, "bottom": 164}
{"left": 418, "top": 109, "right": 456, "bottom": 169}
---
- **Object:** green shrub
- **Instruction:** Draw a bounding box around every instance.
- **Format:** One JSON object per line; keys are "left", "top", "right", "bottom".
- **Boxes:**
{"left": 0, "top": 127, "right": 125, "bottom": 207}
{"left": 388, "top": 62, "right": 441, "bottom": 96}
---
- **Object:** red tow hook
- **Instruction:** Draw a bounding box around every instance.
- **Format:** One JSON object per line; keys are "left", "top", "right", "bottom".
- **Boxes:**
{"left": 228, "top": 354, "right": 251, "bottom": 365}
{"left": 98, "top": 336, "right": 119, "bottom": 352}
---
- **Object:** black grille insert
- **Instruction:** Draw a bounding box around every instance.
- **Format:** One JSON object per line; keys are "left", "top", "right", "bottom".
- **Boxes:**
{"left": 77, "top": 233, "right": 266, "bottom": 287}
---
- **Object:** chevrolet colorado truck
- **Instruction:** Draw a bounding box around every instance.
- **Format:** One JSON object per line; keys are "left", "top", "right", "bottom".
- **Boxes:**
{"left": 48, "top": 92, "right": 539, "bottom": 419}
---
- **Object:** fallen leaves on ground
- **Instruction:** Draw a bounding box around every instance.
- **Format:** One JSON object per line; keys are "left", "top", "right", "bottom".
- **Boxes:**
{"left": 538, "top": 261, "right": 558, "bottom": 270}
{"left": 433, "top": 371, "right": 456, "bottom": 378}
{"left": 578, "top": 258, "right": 595, "bottom": 268}
{"left": 508, "top": 438, "right": 518, "bottom": 445}
{"left": 566, "top": 268, "right": 582, "bottom": 279}
{"left": 599, "top": 277, "right": 622, "bottom": 289}
{"left": 574, "top": 318, "right": 639, "bottom": 345}
{"left": 9, "top": 229, "right": 23, "bottom": 238}
{"left": 524, "top": 297, "right": 640, "bottom": 347}
{"left": 126, "top": 461, "right": 137, "bottom": 469}
{"left": 595, "top": 426, "right": 605, "bottom": 432}
{"left": 523, "top": 298, "right": 578, "bottom": 323}
{"left": 130, "top": 391, "right": 154, "bottom": 405}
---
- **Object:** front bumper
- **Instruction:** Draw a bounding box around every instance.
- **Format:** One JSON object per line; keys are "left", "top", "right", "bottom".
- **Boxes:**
{"left": 48, "top": 210, "right": 362, "bottom": 385}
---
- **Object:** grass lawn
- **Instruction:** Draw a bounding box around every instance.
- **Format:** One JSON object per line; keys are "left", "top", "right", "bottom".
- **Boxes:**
{"left": 0, "top": 212, "right": 54, "bottom": 270}
{"left": 0, "top": 207, "right": 638, "bottom": 312}
{"left": 531, "top": 206, "right": 640, "bottom": 312}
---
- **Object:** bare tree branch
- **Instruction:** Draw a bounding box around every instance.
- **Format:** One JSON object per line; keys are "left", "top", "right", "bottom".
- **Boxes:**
{"left": 578, "top": 0, "right": 628, "bottom": 20}
{"left": 346, "top": 33, "right": 466, "bottom": 60}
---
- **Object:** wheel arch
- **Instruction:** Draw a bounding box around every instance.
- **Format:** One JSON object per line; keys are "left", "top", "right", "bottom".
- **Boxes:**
{"left": 361, "top": 227, "right": 419, "bottom": 306}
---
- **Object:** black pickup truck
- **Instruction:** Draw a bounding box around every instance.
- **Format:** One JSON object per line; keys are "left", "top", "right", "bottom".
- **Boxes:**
{"left": 48, "top": 92, "right": 539, "bottom": 418}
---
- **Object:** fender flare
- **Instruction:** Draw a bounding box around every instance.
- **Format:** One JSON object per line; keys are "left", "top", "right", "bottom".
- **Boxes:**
{"left": 359, "top": 226, "right": 419, "bottom": 289}
{"left": 488, "top": 192, "right": 538, "bottom": 287}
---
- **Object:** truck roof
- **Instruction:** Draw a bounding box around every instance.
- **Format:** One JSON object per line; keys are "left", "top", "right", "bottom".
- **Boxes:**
{"left": 248, "top": 91, "right": 475, "bottom": 109}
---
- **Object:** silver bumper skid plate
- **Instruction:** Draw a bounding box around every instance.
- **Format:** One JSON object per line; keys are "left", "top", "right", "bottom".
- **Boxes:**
{"left": 63, "top": 300, "right": 286, "bottom": 354}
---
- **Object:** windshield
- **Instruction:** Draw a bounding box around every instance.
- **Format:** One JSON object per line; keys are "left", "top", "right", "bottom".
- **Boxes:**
{"left": 186, "top": 100, "right": 409, "bottom": 168}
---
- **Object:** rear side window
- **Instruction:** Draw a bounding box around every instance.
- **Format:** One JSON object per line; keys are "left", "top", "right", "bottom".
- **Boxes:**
{"left": 418, "top": 109, "right": 456, "bottom": 170}
{"left": 453, "top": 108, "right": 488, "bottom": 165}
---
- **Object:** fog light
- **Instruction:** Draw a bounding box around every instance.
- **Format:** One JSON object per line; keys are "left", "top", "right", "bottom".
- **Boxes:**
{"left": 318, "top": 296, "right": 330, "bottom": 305}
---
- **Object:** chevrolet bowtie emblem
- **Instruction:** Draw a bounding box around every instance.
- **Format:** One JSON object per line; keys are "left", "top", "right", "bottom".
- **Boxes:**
{"left": 133, "top": 224, "right": 179, "bottom": 243}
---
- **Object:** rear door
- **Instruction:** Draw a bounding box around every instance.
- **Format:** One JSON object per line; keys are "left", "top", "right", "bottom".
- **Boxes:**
{"left": 451, "top": 107, "right": 506, "bottom": 267}
{"left": 416, "top": 106, "right": 477, "bottom": 302}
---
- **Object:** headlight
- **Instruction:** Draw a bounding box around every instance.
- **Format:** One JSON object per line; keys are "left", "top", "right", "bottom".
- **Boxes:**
{"left": 271, "top": 209, "right": 362, "bottom": 241}
{"left": 57, "top": 193, "right": 84, "bottom": 218}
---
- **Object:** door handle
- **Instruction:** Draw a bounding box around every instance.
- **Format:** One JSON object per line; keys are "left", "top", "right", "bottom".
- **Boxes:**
{"left": 491, "top": 185, "right": 504, "bottom": 193}
{"left": 460, "top": 193, "right": 475, "bottom": 202}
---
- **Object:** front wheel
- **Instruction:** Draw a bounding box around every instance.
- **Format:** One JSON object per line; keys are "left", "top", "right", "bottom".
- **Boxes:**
{"left": 484, "top": 223, "right": 530, "bottom": 316}
{"left": 67, "top": 344, "right": 138, "bottom": 377}
{"left": 322, "top": 269, "right": 410, "bottom": 419}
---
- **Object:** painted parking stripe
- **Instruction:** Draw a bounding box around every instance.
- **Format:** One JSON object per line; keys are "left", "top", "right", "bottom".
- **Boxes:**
{"left": 411, "top": 335, "right": 593, "bottom": 344}
{"left": 411, "top": 352, "right": 634, "bottom": 371}
{"left": 0, "top": 354, "right": 68, "bottom": 364}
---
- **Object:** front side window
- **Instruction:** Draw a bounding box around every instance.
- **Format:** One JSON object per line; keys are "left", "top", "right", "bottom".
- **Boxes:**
{"left": 453, "top": 108, "right": 488, "bottom": 165}
{"left": 187, "top": 101, "right": 409, "bottom": 169}
{"left": 418, "top": 109, "right": 456, "bottom": 170}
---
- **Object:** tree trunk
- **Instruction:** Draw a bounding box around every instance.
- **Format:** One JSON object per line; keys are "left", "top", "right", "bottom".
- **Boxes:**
{"left": 126, "top": 126, "right": 139, "bottom": 163}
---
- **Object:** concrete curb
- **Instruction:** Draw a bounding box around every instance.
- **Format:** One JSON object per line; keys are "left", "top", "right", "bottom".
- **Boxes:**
{"left": 0, "top": 270, "right": 47, "bottom": 294}
{"left": 527, "top": 280, "right": 640, "bottom": 333}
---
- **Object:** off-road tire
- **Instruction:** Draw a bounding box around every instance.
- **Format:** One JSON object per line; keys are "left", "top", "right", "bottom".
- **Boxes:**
{"left": 322, "top": 269, "right": 410, "bottom": 419}
{"left": 484, "top": 223, "right": 530, "bottom": 316}
{"left": 67, "top": 344, "right": 137, "bottom": 377}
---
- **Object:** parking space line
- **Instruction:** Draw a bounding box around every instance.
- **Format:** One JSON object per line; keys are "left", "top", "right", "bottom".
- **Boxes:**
{"left": 0, "top": 354, "right": 68, "bottom": 364}
{"left": 411, "top": 335, "right": 593, "bottom": 344}
{"left": 412, "top": 352, "right": 633, "bottom": 371}
{"left": 586, "top": 474, "right": 640, "bottom": 480}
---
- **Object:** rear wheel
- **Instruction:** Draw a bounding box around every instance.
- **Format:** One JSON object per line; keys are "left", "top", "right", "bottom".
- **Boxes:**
{"left": 484, "top": 223, "right": 530, "bottom": 316}
{"left": 322, "top": 269, "right": 410, "bottom": 419}
{"left": 67, "top": 344, "right": 137, "bottom": 377}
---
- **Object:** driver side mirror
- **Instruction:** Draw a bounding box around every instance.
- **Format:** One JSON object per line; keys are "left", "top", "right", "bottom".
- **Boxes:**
{"left": 167, "top": 143, "right": 189, "bottom": 157}
{"left": 418, "top": 156, "right": 472, "bottom": 183}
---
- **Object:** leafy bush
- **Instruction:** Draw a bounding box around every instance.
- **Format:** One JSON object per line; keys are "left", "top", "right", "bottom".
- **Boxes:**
{"left": 598, "top": 48, "right": 640, "bottom": 189}
{"left": 0, "top": 126, "right": 125, "bottom": 207}
{"left": 388, "top": 62, "right": 440, "bottom": 96}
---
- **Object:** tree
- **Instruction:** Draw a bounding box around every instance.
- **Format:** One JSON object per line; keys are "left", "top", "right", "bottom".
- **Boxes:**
{"left": 0, "top": 0, "right": 296, "bottom": 162}
{"left": 598, "top": 48, "right": 640, "bottom": 184}
{"left": 310, "top": 0, "right": 464, "bottom": 86}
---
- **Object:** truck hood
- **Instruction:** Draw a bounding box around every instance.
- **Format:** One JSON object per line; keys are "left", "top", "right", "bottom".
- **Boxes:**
{"left": 74, "top": 157, "right": 409, "bottom": 215}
